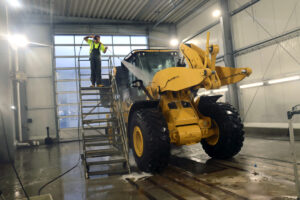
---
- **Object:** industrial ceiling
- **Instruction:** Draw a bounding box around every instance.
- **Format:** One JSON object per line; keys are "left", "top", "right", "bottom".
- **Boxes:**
{"left": 22, "top": 0, "right": 208, "bottom": 24}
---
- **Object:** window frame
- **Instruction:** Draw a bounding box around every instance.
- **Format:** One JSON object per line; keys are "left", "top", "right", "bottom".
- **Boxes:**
{"left": 54, "top": 34, "right": 148, "bottom": 131}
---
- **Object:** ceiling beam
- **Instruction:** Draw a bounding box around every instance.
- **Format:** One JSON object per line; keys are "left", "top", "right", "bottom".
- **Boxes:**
{"left": 134, "top": 0, "right": 162, "bottom": 20}
{"left": 20, "top": 14, "right": 175, "bottom": 26}
{"left": 176, "top": 0, "right": 210, "bottom": 24}
{"left": 152, "top": 0, "right": 185, "bottom": 28}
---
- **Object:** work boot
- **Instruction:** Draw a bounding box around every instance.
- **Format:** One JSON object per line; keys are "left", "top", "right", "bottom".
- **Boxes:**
{"left": 97, "top": 84, "right": 104, "bottom": 87}
{"left": 90, "top": 84, "right": 95, "bottom": 88}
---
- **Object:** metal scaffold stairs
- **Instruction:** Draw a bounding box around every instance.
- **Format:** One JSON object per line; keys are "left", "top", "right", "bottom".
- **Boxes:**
{"left": 77, "top": 56, "right": 130, "bottom": 179}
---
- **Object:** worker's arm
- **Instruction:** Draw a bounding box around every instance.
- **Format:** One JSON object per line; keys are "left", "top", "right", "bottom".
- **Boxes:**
{"left": 84, "top": 35, "right": 94, "bottom": 42}
{"left": 101, "top": 43, "right": 108, "bottom": 53}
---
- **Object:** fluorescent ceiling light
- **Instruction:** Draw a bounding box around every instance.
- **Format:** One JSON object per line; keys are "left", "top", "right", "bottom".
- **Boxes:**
{"left": 212, "top": 87, "right": 228, "bottom": 93}
{"left": 198, "top": 91, "right": 211, "bottom": 96}
{"left": 268, "top": 76, "right": 300, "bottom": 85}
{"left": 7, "top": 0, "right": 22, "bottom": 7}
{"left": 212, "top": 9, "right": 221, "bottom": 17}
{"left": 170, "top": 38, "right": 179, "bottom": 46}
{"left": 240, "top": 82, "right": 264, "bottom": 89}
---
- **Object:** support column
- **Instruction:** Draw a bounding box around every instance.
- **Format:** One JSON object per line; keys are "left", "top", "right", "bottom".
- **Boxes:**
{"left": 0, "top": 2, "right": 15, "bottom": 162}
{"left": 219, "top": 0, "right": 240, "bottom": 110}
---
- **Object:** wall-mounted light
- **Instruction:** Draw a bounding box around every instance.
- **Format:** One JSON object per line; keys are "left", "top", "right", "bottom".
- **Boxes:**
{"left": 11, "top": 105, "right": 16, "bottom": 110}
{"left": 212, "top": 87, "right": 228, "bottom": 93}
{"left": 268, "top": 76, "right": 300, "bottom": 85}
{"left": 170, "top": 38, "right": 179, "bottom": 47}
{"left": 7, "top": 0, "right": 22, "bottom": 8}
{"left": 7, "top": 34, "right": 29, "bottom": 49}
{"left": 240, "top": 82, "right": 264, "bottom": 89}
{"left": 212, "top": 9, "right": 221, "bottom": 18}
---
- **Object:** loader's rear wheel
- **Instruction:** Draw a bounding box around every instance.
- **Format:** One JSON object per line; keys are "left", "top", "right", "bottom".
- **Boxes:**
{"left": 129, "top": 108, "right": 170, "bottom": 173}
{"left": 198, "top": 102, "right": 244, "bottom": 159}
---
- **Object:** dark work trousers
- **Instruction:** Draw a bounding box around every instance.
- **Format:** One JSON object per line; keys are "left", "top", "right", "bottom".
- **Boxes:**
{"left": 90, "top": 50, "right": 102, "bottom": 85}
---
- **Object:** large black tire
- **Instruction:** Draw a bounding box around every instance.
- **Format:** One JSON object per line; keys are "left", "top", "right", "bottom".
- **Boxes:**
{"left": 198, "top": 102, "right": 244, "bottom": 159}
{"left": 129, "top": 108, "right": 170, "bottom": 173}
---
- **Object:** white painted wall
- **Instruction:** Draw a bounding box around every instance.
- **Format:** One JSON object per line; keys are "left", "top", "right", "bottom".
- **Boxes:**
{"left": 177, "top": 0, "right": 221, "bottom": 42}
{"left": 54, "top": 23, "right": 175, "bottom": 49}
{"left": 176, "top": 0, "right": 227, "bottom": 102}
{"left": 149, "top": 25, "right": 177, "bottom": 48}
{"left": 22, "top": 24, "right": 57, "bottom": 140}
{"left": 177, "top": 0, "right": 300, "bottom": 128}
{"left": 0, "top": 2, "right": 15, "bottom": 162}
{"left": 176, "top": 0, "right": 224, "bottom": 56}
{"left": 231, "top": 0, "right": 300, "bottom": 124}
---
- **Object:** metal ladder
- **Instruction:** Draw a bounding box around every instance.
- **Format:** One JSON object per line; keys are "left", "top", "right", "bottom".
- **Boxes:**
{"left": 77, "top": 57, "right": 130, "bottom": 179}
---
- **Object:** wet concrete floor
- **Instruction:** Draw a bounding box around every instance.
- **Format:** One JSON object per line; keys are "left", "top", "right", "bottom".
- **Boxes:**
{"left": 1, "top": 136, "right": 299, "bottom": 200}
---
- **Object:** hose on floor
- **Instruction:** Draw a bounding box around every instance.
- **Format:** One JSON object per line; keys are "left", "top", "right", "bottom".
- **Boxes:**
{"left": 37, "top": 39, "right": 85, "bottom": 196}
{"left": 37, "top": 158, "right": 81, "bottom": 195}
{"left": 0, "top": 109, "right": 30, "bottom": 200}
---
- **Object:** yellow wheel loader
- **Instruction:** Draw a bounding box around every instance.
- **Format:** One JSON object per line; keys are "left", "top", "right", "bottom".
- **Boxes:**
{"left": 113, "top": 33, "right": 252, "bottom": 173}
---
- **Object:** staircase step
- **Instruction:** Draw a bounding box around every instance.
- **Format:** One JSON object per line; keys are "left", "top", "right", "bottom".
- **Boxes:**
{"left": 84, "top": 137, "right": 110, "bottom": 142}
{"left": 88, "top": 169, "right": 128, "bottom": 176}
{"left": 82, "top": 112, "right": 112, "bottom": 116}
{"left": 84, "top": 141, "right": 122, "bottom": 147}
{"left": 84, "top": 133, "right": 120, "bottom": 140}
{"left": 83, "top": 126, "right": 114, "bottom": 130}
{"left": 86, "top": 158, "right": 126, "bottom": 166}
{"left": 83, "top": 118, "right": 116, "bottom": 124}
{"left": 84, "top": 134, "right": 115, "bottom": 139}
{"left": 81, "top": 87, "right": 111, "bottom": 90}
{"left": 80, "top": 73, "right": 110, "bottom": 76}
{"left": 82, "top": 105, "right": 111, "bottom": 108}
{"left": 81, "top": 99, "right": 113, "bottom": 102}
{"left": 80, "top": 93, "right": 113, "bottom": 95}
{"left": 81, "top": 99, "right": 102, "bottom": 101}
{"left": 85, "top": 148, "right": 120, "bottom": 158}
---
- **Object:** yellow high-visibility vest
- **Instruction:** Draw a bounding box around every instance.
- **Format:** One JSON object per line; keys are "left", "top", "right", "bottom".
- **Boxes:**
{"left": 87, "top": 39, "right": 105, "bottom": 54}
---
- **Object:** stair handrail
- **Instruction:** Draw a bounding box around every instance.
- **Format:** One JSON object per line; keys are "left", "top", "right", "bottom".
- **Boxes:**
{"left": 108, "top": 56, "right": 131, "bottom": 173}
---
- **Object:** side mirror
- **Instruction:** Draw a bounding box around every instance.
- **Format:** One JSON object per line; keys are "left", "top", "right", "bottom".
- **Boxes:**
{"left": 131, "top": 79, "right": 143, "bottom": 88}
{"left": 130, "top": 79, "right": 154, "bottom": 100}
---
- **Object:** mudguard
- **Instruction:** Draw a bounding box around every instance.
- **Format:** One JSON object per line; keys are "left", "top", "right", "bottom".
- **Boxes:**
{"left": 127, "top": 100, "right": 159, "bottom": 141}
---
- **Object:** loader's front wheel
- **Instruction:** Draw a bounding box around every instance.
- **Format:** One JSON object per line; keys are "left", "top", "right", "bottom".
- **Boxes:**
{"left": 129, "top": 108, "right": 170, "bottom": 173}
{"left": 198, "top": 102, "right": 244, "bottom": 159}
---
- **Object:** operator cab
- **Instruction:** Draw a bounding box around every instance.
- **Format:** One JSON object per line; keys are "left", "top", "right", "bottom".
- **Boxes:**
{"left": 124, "top": 49, "right": 180, "bottom": 78}
{"left": 115, "top": 49, "right": 181, "bottom": 102}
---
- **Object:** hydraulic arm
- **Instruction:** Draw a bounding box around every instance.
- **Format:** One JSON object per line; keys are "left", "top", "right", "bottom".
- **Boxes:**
{"left": 144, "top": 32, "right": 252, "bottom": 145}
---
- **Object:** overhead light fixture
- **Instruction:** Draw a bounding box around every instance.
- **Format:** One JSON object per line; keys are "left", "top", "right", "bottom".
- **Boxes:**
{"left": 240, "top": 82, "right": 264, "bottom": 89}
{"left": 7, "top": 0, "right": 22, "bottom": 8}
{"left": 212, "top": 87, "right": 228, "bottom": 93}
{"left": 267, "top": 76, "right": 300, "bottom": 85}
{"left": 198, "top": 90, "right": 211, "bottom": 96}
{"left": 170, "top": 38, "right": 179, "bottom": 47}
{"left": 7, "top": 34, "right": 29, "bottom": 49}
{"left": 212, "top": 9, "right": 221, "bottom": 18}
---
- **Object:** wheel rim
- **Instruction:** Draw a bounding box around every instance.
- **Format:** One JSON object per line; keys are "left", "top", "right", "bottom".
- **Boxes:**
{"left": 206, "top": 120, "right": 220, "bottom": 146}
{"left": 133, "top": 126, "right": 144, "bottom": 157}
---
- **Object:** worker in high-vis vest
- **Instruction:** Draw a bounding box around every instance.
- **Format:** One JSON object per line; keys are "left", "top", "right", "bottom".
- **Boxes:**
{"left": 84, "top": 34, "right": 108, "bottom": 87}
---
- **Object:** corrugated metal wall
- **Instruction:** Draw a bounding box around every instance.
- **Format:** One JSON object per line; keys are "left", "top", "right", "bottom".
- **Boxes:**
{"left": 231, "top": 0, "right": 300, "bottom": 126}
{"left": 177, "top": 0, "right": 300, "bottom": 128}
